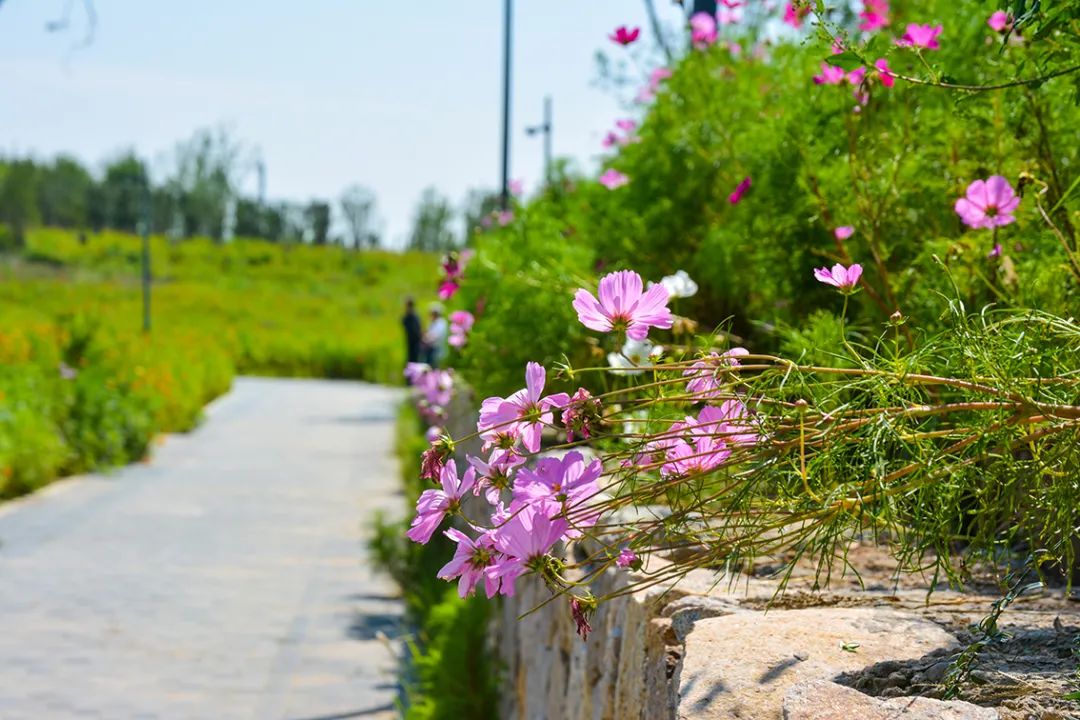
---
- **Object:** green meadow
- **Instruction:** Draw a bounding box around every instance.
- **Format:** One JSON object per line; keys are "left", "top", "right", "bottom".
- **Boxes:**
{"left": 0, "top": 228, "right": 437, "bottom": 497}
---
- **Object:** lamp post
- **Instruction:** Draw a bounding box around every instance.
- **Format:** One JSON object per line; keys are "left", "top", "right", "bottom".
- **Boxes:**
{"left": 525, "top": 95, "right": 553, "bottom": 185}
{"left": 499, "top": 0, "right": 513, "bottom": 211}
{"left": 138, "top": 183, "right": 152, "bottom": 334}
{"left": 690, "top": 0, "right": 717, "bottom": 17}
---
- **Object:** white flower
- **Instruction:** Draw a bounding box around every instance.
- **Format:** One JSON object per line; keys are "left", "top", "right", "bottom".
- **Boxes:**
{"left": 660, "top": 270, "right": 698, "bottom": 299}
{"left": 622, "top": 408, "right": 650, "bottom": 442}
{"left": 608, "top": 339, "right": 663, "bottom": 375}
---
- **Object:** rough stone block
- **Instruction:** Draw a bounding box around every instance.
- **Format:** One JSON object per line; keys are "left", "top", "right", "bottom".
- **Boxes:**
{"left": 676, "top": 607, "right": 959, "bottom": 720}
{"left": 782, "top": 680, "right": 1000, "bottom": 719}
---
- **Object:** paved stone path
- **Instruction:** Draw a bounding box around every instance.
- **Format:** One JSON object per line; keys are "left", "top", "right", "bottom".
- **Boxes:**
{"left": 0, "top": 378, "right": 405, "bottom": 720}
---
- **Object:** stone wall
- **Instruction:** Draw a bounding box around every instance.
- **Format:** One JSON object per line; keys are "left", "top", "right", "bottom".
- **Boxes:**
{"left": 493, "top": 561, "right": 677, "bottom": 720}
{"left": 492, "top": 552, "right": 1079, "bottom": 720}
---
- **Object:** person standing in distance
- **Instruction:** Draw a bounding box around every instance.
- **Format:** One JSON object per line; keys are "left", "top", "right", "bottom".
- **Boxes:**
{"left": 402, "top": 297, "right": 423, "bottom": 371}
{"left": 424, "top": 302, "right": 449, "bottom": 368}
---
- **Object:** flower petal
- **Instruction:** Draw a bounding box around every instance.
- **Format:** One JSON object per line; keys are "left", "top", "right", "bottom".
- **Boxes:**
{"left": 572, "top": 289, "right": 613, "bottom": 333}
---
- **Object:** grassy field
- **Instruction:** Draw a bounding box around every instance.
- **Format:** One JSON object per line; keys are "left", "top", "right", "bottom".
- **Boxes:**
{"left": 0, "top": 227, "right": 437, "bottom": 497}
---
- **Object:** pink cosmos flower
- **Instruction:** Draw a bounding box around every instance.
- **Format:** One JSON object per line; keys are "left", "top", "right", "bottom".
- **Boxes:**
{"left": 813, "top": 63, "right": 847, "bottom": 85}
{"left": 660, "top": 405, "right": 736, "bottom": 478}
{"left": 684, "top": 348, "right": 749, "bottom": 401}
{"left": 718, "top": 7, "right": 742, "bottom": 25}
{"left": 601, "top": 131, "right": 620, "bottom": 148}
{"left": 438, "top": 528, "right": 500, "bottom": 598}
{"left": 419, "top": 444, "right": 447, "bottom": 482}
{"left": 713, "top": 398, "right": 761, "bottom": 446}
{"left": 573, "top": 270, "right": 673, "bottom": 341}
{"left": 404, "top": 362, "right": 429, "bottom": 385}
{"left": 486, "top": 504, "right": 568, "bottom": 597}
{"left": 468, "top": 448, "right": 525, "bottom": 504}
{"left": 898, "top": 23, "right": 943, "bottom": 50}
{"left": 448, "top": 310, "right": 475, "bottom": 348}
{"left": 477, "top": 407, "right": 522, "bottom": 452}
{"left": 406, "top": 460, "right": 476, "bottom": 544}
{"left": 616, "top": 548, "right": 638, "bottom": 568}
{"left": 874, "top": 58, "right": 895, "bottom": 87}
{"left": 561, "top": 387, "right": 603, "bottom": 442}
{"left": 615, "top": 118, "right": 638, "bottom": 133}
{"left": 987, "top": 11, "right": 1011, "bottom": 33}
{"left": 570, "top": 598, "right": 592, "bottom": 640}
{"left": 512, "top": 451, "right": 603, "bottom": 533}
{"left": 858, "top": 0, "right": 890, "bottom": 32}
{"left": 508, "top": 178, "right": 523, "bottom": 196}
{"left": 834, "top": 226, "right": 855, "bottom": 240}
{"left": 690, "top": 12, "right": 718, "bottom": 48}
{"left": 477, "top": 362, "right": 570, "bottom": 454}
{"left": 955, "top": 176, "right": 1020, "bottom": 229}
{"left": 650, "top": 67, "right": 672, "bottom": 87}
{"left": 637, "top": 67, "right": 672, "bottom": 103}
{"left": 438, "top": 280, "right": 459, "bottom": 300}
{"left": 599, "top": 169, "right": 629, "bottom": 190}
{"left": 988, "top": 242, "right": 1003, "bottom": 259}
{"left": 814, "top": 263, "right": 863, "bottom": 292}
{"left": 846, "top": 67, "right": 867, "bottom": 86}
{"left": 441, "top": 250, "right": 470, "bottom": 280}
{"left": 411, "top": 366, "right": 454, "bottom": 409}
{"left": 728, "top": 176, "right": 752, "bottom": 204}
{"left": 609, "top": 25, "right": 641, "bottom": 46}
{"left": 720, "top": 0, "right": 743, "bottom": 7}
{"left": 783, "top": 2, "right": 810, "bottom": 29}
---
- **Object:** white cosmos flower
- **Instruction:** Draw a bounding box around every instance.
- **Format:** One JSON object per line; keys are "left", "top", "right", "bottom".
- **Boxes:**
{"left": 608, "top": 339, "right": 663, "bottom": 375}
{"left": 658, "top": 270, "right": 698, "bottom": 299}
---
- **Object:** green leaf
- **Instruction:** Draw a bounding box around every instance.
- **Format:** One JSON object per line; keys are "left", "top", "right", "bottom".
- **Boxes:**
{"left": 1062, "top": 691, "right": 1080, "bottom": 701}
{"left": 825, "top": 52, "right": 864, "bottom": 72}
{"left": 864, "top": 34, "right": 888, "bottom": 59}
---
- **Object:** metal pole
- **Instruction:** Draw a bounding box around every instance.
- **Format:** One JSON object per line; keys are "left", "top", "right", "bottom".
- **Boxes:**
{"left": 140, "top": 185, "right": 151, "bottom": 334}
{"left": 542, "top": 95, "right": 552, "bottom": 184}
{"left": 499, "top": 0, "right": 512, "bottom": 211}
{"left": 257, "top": 159, "right": 266, "bottom": 207}
{"left": 691, "top": 0, "right": 717, "bottom": 17}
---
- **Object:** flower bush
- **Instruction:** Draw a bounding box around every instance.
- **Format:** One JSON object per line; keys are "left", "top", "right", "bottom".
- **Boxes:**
{"left": 408, "top": 0, "right": 1080, "bottom": 641}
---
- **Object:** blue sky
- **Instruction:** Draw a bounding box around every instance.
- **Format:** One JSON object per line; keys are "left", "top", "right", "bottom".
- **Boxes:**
{"left": 0, "top": 1, "right": 687, "bottom": 246}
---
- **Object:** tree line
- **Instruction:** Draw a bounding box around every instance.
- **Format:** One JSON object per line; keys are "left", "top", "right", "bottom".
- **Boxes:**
{"left": 0, "top": 126, "right": 464, "bottom": 253}
{"left": 0, "top": 126, "right": 488, "bottom": 252}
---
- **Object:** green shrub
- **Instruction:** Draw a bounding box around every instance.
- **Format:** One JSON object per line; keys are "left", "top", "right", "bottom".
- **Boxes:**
{"left": 368, "top": 402, "right": 498, "bottom": 719}
{"left": 453, "top": 0, "right": 1079, "bottom": 394}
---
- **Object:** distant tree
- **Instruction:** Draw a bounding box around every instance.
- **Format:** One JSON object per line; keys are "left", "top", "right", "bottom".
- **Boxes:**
{"left": 304, "top": 201, "right": 331, "bottom": 245}
{"left": 100, "top": 152, "right": 149, "bottom": 233}
{"left": 261, "top": 203, "right": 287, "bottom": 242}
{"left": 275, "top": 202, "right": 307, "bottom": 243}
{"left": 169, "top": 127, "right": 247, "bottom": 240}
{"left": 462, "top": 188, "right": 502, "bottom": 246}
{"left": 37, "top": 156, "right": 92, "bottom": 229}
{"left": 0, "top": 160, "right": 40, "bottom": 247}
{"left": 150, "top": 185, "right": 184, "bottom": 238}
{"left": 339, "top": 184, "right": 379, "bottom": 249}
{"left": 233, "top": 198, "right": 265, "bottom": 239}
{"left": 407, "top": 187, "right": 457, "bottom": 252}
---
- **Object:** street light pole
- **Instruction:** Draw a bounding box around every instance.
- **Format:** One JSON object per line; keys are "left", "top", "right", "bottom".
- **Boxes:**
{"left": 542, "top": 95, "right": 552, "bottom": 184}
{"left": 525, "top": 95, "right": 553, "bottom": 185}
{"left": 139, "top": 184, "right": 152, "bottom": 334}
{"left": 691, "top": 0, "right": 718, "bottom": 17}
{"left": 499, "top": 0, "right": 513, "bottom": 211}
